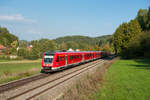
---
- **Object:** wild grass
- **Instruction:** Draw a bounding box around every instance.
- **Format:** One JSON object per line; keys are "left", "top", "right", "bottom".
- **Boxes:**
{"left": 0, "top": 61, "right": 41, "bottom": 84}
{"left": 0, "top": 59, "right": 10, "bottom": 62}
{"left": 0, "top": 59, "right": 41, "bottom": 63}
{"left": 60, "top": 58, "right": 116, "bottom": 100}
{"left": 90, "top": 59, "right": 150, "bottom": 100}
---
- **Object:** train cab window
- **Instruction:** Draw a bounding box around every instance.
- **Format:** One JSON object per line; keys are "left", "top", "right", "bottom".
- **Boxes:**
{"left": 44, "top": 54, "right": 54, "bottom": 64}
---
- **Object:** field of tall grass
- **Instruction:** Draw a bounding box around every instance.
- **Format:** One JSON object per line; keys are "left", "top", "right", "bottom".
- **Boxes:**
{"left": 0, "top": 59, "right": 42, "bottom": 84}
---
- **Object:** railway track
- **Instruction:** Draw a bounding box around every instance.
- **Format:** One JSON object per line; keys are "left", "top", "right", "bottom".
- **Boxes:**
{"left": 5, "top": 59, "right": 105, "bottom": 100}
{"left": 0, "top": 59, "right": 100, "bottom": 93}
{"left": 0, "top": 73, "right": 50, "bottom": 93}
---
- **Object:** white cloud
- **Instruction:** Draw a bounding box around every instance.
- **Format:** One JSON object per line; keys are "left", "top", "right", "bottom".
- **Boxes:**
{"left": 0, "top": 14, "right": 37, "bottom": 23}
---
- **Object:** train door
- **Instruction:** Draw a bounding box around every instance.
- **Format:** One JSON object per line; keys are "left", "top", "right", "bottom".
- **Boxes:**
{"left": 65, "top": 54, "right": 68, "bottom": 67}
{"left": 59, "top": 55, "right": 65, "bottom": 67}
{"left": 82, "top": 53, "right": 84, "bottom": 62}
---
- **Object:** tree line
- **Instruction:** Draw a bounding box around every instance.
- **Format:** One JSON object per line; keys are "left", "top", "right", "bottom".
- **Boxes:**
{"left": 0, "top": 27, "right": 113, "bottom": 60}
{"left": 113, "top": 7, "right": 150, "bottom": 58}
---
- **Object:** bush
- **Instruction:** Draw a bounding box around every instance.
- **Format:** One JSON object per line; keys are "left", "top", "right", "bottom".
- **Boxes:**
{"left": 17, "top": 48, "right": 28, "bottom": 58}
{"left": 14, "top": 56, "right": 24, "bottom": 60}
{"left": 122, "top": 31, "right": 150, "bottom": 58}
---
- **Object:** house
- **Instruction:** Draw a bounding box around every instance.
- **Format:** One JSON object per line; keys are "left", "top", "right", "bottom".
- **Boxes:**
{"left": 0, "top": 44, "right": 6, "bottom": 52}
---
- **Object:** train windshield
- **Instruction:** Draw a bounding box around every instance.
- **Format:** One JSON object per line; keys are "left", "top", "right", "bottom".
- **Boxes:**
{"left": 44, "top": 55, "right": 54, "bottom": 64}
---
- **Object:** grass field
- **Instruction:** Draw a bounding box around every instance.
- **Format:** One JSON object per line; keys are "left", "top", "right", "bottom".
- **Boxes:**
{"left": 0, "top": 59, "right": 11, "bottom": 62}
{"left": 90, "top": 59, "right": 150, "bottom": 100}
{"left": 0, "top": 59, "right": 42, "bottom": 84}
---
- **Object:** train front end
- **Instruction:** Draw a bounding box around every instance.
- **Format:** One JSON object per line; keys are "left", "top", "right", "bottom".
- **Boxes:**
{"left": 41, "top": 52, "right": 54, "bottom": 73}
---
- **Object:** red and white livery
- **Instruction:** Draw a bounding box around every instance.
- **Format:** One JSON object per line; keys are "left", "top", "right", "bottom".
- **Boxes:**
{"left": 41, "top": 51, "right": 108, "bottom": 73}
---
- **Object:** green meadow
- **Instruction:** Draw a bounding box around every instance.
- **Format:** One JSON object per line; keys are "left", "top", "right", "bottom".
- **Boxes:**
{"left": 90, "top": 59, "right": 150, "bottom": 100}
{"left": 0, "top": 59, "right": 42, "bottom": 84}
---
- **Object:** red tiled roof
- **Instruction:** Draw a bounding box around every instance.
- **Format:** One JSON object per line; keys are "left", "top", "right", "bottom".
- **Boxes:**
{"left": 0, "top": 44, "right": 6, "bottom": 50}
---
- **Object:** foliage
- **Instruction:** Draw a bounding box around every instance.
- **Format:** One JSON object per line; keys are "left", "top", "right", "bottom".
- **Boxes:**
{"left": 17, "top": 48, "right": 28, "bottom": 58}
{"left": 27, "top": 47, "right": 39, "bottom": 60}
{"left": 113, "top": 19, "right": 142, "bottom": 56}
{"left": 19, "top": 40, "right": 28, "bottom": 48}
{"left": 0, "top": 26, "right": 18, "bottom": 47}
{"left": 59, "top": 41, "right": 67, "bottom": 50}
{"left": 102, "top": 43, "right": 112, "bottom": 52}
{"left": 0, "top": 26, "right": 113, "bottom": 60}
{"left": 125, "top": 31, "right": 150, "bottom": 58}
{"left": 113, "top": 7, "right": 150, "bottom": 58}
{"left": 10, "top": 48, "right": 17, "bottom": 55}
{"left": 55, "top": 35, "right": 113, "bottom": 51}
{"left": 137, "top": 8, "right": 150, "bottom": 31}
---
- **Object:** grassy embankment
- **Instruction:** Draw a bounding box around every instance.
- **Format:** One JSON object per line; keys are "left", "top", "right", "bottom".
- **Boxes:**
{"left": 90, "top": 59, "right": 150, "bottom": 100}
{"left": 60, "top": 58, "right": 117, "bottom": 100}
{"left": 0, "top": 59, "right": 42, "bottom": 84}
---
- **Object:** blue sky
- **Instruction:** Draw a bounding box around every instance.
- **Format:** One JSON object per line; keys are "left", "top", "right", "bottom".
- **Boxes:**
{"left": 0, "top": 0, "right": 149, "bottom": 40}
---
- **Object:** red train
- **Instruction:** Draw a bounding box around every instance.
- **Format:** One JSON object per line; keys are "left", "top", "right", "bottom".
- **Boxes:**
{"left": 41, "top": 51, "right": 109, "bottom": 73}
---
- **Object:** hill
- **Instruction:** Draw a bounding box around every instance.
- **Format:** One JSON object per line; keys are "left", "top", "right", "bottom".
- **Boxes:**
{"left": 0, "top": 27, "right": 18, "bottom": 47}
{"left": 54, "top": 35, "right": 112, "bottom": 47}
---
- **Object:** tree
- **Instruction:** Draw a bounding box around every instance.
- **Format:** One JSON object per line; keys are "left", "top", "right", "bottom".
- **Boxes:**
{"left": 137, "top": 9, "right": 148, "bottom": 30}
{"left": 137, "top": 8, "right": 150, "bottom": 31}
{"left": 59, "top": 41, "right": 67, "bottom": 50}
{"left": 102, "top": 43, "right": 112, "bottom": 52}
{"left": 27, "top": 47, "right": 39, "bottom": 60}
{"left": 19, "top": 40, "right": 28, "bottom": 48}
{"left": 17, "top": 48, "right": 28, "bottom": 57}
{"left": 113, "top": 19, "right": 142, "bottom": 56}
{"left": 66, "top": 41, "right": 79, "bottom": 50}
{"left": 29, "top": 39, "right": 57, "bottom": 58}
{"left": 0, "top": 26, "right": 18, "bottom": 47}
{"left": 9, "top": 40, "right": 18, "bottom": 55}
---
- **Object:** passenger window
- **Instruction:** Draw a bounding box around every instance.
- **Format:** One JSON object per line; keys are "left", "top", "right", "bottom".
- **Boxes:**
{"left": 63, "top": 57, "right": 65, "bottom": 61}
{"left": 60, "top": 57, "right": 62, "bottom": 61}
{"left": 61, "top": 57, "right": 63, "bottom": 61}
{"left": 56, "top": 56, "right": 59, "bottom": 62}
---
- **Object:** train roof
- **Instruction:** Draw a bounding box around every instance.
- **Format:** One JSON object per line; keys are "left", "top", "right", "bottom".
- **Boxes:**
{"left": 44, "top": 51, "right": 103, "bottom": 55}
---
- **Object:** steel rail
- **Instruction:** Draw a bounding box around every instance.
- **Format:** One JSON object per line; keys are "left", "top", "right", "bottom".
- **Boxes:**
{"left": 7, "top": 59, "right": 104, "bottom": 100}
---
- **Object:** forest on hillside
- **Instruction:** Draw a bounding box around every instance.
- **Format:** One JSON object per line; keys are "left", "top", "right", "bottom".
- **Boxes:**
{"left": 0, "top": 27, "right": 112, "bottom": 60}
